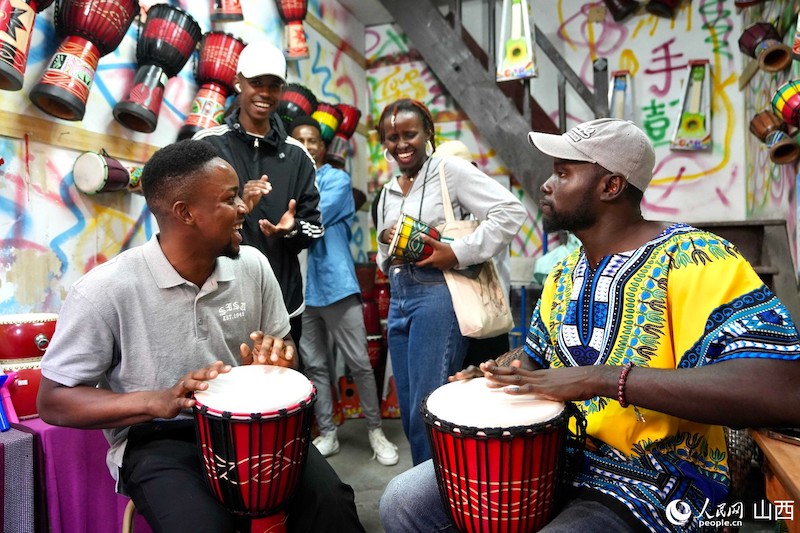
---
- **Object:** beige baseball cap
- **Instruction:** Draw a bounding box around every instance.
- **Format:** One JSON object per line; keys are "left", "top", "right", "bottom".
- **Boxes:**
{"left": 527, "top": 118, "right": 655, "bottom": 191}
{"left": 237, "top": 40, "right": 287, "bottom": 83}
{"left": 433, "top": 140, "right": 471, "bottom": 161}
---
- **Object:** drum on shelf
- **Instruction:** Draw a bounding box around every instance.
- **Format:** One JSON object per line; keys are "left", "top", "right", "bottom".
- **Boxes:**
{"left": 178, "top": 31, "right": 246, "bottom": 140}
{"left": 388, "top": 213, "right": 444, "bottom": 263}
{"left": 114, "top": 3, "right": 202, "bottom": 133}
{"left": 749, "top": 110, "right": 800, "bottom": 165}
{"left": 738, "top": 22, "right": 792, "bottom": 73}
{"left": 772, "top": 80, "right": 800, "bottom": 128}
{"left": 274, "top": 0, "right": 308, "bottom": 59}
{"left": 0, "top": 313, "right": 58, "bottom": 419}
{"left": 423, "top": 378, "right": 577, "bottom": 533}
{"left": 311, "top": 102, "right": 342, "bottom": 145}
{"left": 72, "top": 151, "right": 133, "bottom": 194}
{"left": 327, "top": 103, "right": 361, "bottom": 166}
{"left": 210, "top": 0, "right": 243, "bottom": 22}
{"left": 275, "top": 82, "right": 317, "bottom": 130}
{"left": 602, "top": 0, "right": 639, "bottom": 22}
{"left": 29, "top": 0, "right": 138, "bottom": 121}
{"left": 0, "top": 0, "right": 54, "bottom": 91}
{"left": 194, "top": 365, "right": 316, "bottom": 524}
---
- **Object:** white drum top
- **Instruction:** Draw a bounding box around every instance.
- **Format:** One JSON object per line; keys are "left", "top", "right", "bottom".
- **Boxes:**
{"left": 0, "top": 313, "right": 58, "bottom": 324}
{"left": 72, "top": 152, "right": 107, "bottom": 193}
{"left": 426, "top": 377, "right": 564, "bottom": 429}
{"left": 195, "top": 365, "right": 313, "bottom": 415}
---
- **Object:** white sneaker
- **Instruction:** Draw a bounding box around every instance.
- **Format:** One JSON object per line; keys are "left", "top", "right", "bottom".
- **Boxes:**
{"left": 313, "top": 430, "right": 340, "bottom": 457}
{"left": 368, "top": 427, "right": 399, "bottom": 466}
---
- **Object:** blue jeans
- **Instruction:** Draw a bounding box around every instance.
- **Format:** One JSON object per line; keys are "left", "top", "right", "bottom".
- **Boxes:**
{"left": 387, "top": 264, "right": 469, "bottom": 465}
{"left": 379, "top": 460, "right": 639, "bottom": 533}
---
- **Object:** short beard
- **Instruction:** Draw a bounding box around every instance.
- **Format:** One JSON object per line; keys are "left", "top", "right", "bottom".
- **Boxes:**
{"left": 221, "top": 245, "right": 240, "bottom": 259}
{"left": 542, "top": 190, "right": 596, "bottom": 233}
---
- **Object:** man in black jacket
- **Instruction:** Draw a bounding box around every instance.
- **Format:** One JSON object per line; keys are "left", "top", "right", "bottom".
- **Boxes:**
{"left": 195, "top": 40, "right": 323, "bottom": 343}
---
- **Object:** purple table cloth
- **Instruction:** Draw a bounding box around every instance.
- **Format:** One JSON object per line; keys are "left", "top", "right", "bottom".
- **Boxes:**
{"left": 16, "top": 418, "right": 151, "bottom": 533}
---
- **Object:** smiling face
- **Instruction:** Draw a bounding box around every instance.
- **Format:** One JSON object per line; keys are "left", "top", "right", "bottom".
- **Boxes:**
{"left": 189, "top": 158, "right": 247, "bottom": 259}
{"left": 381, "top": 110, "right": 431, "bottom": 177}
{"left": 539, "top": 159, "right": 604, "bottom": 234}
{"left": 236, "top": 74, "right": 284, "bottom": 134}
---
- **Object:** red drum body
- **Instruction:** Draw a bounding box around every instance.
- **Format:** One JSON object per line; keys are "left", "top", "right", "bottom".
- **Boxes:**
{"left": 327, "top": 103, "right": 361, "bottom": 165}
{"left": 388, "top": 213, "right": 442, "bottom": 263}
{"left": 423, "top": 378, "right": 570, "bottom": 533}
{"left": 602, "top": 0, "right": 639, "bottom": 22}
{"left": 738, "top": 22, "right": 792, "bottom": 73}
{"left": 311, "top": 102, "right": 342, "bottom": 145}
{"left": 194, "top": 366, "right": 316, "bottom": 520}
{"left": 210, "top": 0, "right": 243, "bottom": 22}
{"left": 276, "top": 82, "right": 317, "bottom": 130}
{"left": 749, "top": 111, "right": 800, "bottom": 165}
{"left": 72, "top": 151, "right": 131, "bottom": 194}
{"left": 275, "top": 0, "right": 308, "bottom": 59}
{"left": 772, "top": 80, "right": 800, "bottom": 128}
{"left": 0, "top": 0, "right": 54, "bottom": 91}
{"left": 1, "top": 313, "right": 58, "bottom": 419}
{"left": 178, "top": 32, "right": 246, "bottom": 140}
{"left": 114, "top": 4, "right": 201, "bottom": 133}
{"left": 29, "top": 0, "right": 137, "bottom": 120}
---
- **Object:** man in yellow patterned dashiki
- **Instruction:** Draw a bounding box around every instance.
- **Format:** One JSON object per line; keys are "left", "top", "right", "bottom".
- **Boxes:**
{"left": 379, "top": 118, "right": 800, "bottom": 533}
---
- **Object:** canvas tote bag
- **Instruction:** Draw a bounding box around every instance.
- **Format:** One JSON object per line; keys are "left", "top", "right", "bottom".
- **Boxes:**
{"left": 436, "top": 161, "right": 514, "bottom": 339}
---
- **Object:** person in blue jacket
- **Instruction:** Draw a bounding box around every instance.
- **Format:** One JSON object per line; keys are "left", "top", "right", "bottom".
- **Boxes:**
{"left": 290, "top": 115, "right": 400, "bottom": 466}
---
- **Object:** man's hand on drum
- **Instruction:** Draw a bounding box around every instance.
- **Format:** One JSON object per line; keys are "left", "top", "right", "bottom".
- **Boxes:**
{"left": 240, "top": 331, "right": 296, "bottom": 368}
{"left": 242, "top": 174, "right": 272, "bottom": 212}
{"left": 153, "top": 361, "right": 232, "bottom": 418}
{"left": 481, "top": 361, "right": 610, "bottom": 403}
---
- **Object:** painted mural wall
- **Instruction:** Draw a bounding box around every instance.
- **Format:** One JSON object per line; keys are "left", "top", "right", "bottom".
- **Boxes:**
{"left": 364, "top": 1, "right": 799, "bottom": 274}
{"left": 0, "top": 0, "right": 368, "bottom": 314}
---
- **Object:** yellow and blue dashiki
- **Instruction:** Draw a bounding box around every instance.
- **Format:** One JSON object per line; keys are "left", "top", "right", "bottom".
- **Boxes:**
{"left": 524, "top": 223, "right": 800, "bottom": 532}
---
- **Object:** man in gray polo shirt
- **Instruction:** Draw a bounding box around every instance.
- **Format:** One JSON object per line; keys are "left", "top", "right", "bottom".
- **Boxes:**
{"left": 38, "top": 140, "right": 364, "bottom": 533}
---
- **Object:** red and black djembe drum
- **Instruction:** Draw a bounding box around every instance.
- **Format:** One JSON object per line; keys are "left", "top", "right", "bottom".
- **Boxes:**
{"left": 275, "top": 82, "right": 317, "bottom": 131}
{"left": 210, "top": 0, "right": 243, "bottom": 23}
{"left": 194, "top": 365, "right": 316, "bottom": 533}
{"left": 0, "top": 0, "right": 54, "bottom": 91}
{"left": 602, "top": 0, "right": 639, "bottom": 22}
{"left": 311, "top": 102, "right": 342, "bottom": 145}
{"left": 645, "top": 0, "right": 679, "bottom": 18}
{"left": 177, "top": 31, "right": 246, "bottom": 140}
{"left": 0, "top": 313, "right": 57, "bottom": 419}
{"left": 274, "top": 0, "right": 308, "bottom": 60}
{"left": 749, "top": 110, "right": 800, "bottom": 165}
{"left": 326, "top": 103, "right": 361, "bottom": 166}
{"left": 422, "top": 378, "right": 583, "bottom": 533}
{"left": 29, "top": 0, "right": 137, "bottom": 121}
{"left": 738, "top": 22, "right": 792, "bottom": 73}
{"left": 772, "top": 80, "right": 800, "bottom": 129}
{"left": 114, "top": 3, "right": 201, "bottom": 133}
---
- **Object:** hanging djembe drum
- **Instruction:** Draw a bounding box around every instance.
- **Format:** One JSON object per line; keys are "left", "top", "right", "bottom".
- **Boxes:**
{"left": 29, "top": 0, "right": 138, "bottom": 121}
{"left": 274, "top": 0, "right": 308, "bottom": 60}
{"left": 602, "top": 0, "right": 639, "bottom": 22}
{"left": 210, "top": 0, "right": 243, "bottom": 22}
{"left": 177, "top": 32, "right": 246, "bottom": 140}
{"left": 114, "top": 4, "right": 202, "bottom": 133}
{"left": 771, "top": 80, "right": 800, "bottom": 128}
{"left": 738, "top": 22, "right": 792, "bottom": 73}
{"left": 645, "top": 0, "right": 680, "bottom": 18}
{"left": 275, "top": 82, "right": 317, "bottom": 130}
{"left": 0, "top": 0, "right": 54, "bottom": 91}
{"left": 311, "top": 102, "right": 342, "bottom": 145}
{"left": 327, "top": 103, "right": 361, "bottom": 166}
{"left": 749, "top": 110, "right": 800, "bottom": 165}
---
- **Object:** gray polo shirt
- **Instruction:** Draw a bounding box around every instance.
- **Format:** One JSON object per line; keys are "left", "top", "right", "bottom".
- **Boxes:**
{"left": 41, "top": 235, "right": 290, "bottom": 482}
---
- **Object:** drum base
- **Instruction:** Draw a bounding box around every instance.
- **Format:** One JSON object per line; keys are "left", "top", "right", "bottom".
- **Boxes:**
{"left": 114, "top": 101, "right": 158, "bottom": 134}
{"left": 29, "top": 83, "right": 86, "bottom": 121}
{"left": 0, "top": 62, "right": 23, "bottom": 92}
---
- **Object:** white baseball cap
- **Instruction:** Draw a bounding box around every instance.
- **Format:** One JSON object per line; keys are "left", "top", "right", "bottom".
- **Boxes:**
{"left": 527, "top": 118, "right": 655, "bottom": 191}
{"left": 237, "top": 40, "right": 287, "bottom": 83}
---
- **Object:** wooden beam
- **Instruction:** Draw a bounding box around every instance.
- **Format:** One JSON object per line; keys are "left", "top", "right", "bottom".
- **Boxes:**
{"left": 0, "top": 110, "right": 159, "bottom": 163}
{"left": 305, "top": 12, "right": 367, "bottom": 69}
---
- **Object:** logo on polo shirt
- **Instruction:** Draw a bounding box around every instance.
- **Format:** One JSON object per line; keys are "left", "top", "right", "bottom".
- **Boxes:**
{"left": 219, "top": 301, "right": 247, "bottom": 321}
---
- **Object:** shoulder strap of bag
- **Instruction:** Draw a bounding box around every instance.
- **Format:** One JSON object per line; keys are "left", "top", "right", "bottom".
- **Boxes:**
{"left": 438, "top": 160, "right": 456, "bottom": 223}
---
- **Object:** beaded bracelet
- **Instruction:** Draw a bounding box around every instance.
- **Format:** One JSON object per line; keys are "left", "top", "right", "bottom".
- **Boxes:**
{"left": 617, "top": 361, "right": 635, "bottom": 408}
